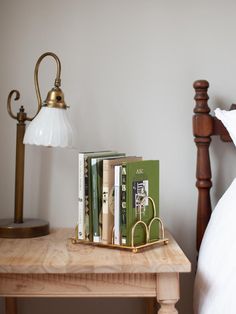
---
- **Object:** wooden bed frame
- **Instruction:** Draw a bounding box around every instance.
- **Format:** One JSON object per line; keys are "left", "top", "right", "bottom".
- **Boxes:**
{"left": 193, "top": 80, "right": 236, "bottom": 251}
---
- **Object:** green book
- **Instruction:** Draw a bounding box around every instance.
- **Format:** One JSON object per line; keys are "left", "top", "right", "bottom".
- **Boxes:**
{"left": 78, "top": 150, "right": 114, "bottom": 241}
{"left": 121, "top": 160, "right": 159, "bottom": 246}
{"left": 87, "top": 151, "right": 118, "bottom": 241}
{"left": 89, "top": 153, "right": 125, "bottom": 242}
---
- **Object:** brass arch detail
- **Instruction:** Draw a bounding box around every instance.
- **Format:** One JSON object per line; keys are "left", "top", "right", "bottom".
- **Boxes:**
{"left": 147, "top": 196, "right": 165, "bottom": 241}
{"left": 148, "top": 196, "right": 157, "bottom": 218}
{"left": 148, "top": 217, "right": 165, "bottom": 241}
{"left": 131, "top": 220, "right": 149, "bottom": 248}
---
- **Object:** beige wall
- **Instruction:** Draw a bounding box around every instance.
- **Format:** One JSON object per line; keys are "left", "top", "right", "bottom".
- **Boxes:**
{"left": 1, "top": 0, "right": 236, "bottom": 313}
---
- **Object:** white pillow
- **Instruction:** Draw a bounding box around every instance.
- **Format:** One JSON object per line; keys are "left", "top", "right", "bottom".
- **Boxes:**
{"left": 215, "top": 108, "right": 236, "bottom": 145}
{"left": 194, "top": 178, "right": 236, "bottom": 314}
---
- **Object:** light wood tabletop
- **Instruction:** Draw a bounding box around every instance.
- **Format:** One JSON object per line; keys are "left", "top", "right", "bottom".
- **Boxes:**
{"left": 0, "top": 228, "right": 191, "bottom": 314}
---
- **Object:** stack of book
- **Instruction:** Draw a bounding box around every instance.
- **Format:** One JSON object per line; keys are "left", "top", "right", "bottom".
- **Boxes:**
{"left": 78, "top": 151, "right": 159, "bottom": 247}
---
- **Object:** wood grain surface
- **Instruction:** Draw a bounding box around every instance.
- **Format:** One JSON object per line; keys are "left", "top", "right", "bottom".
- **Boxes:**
{"left": 0, "top": 229, "right": 190, "bottom": 274}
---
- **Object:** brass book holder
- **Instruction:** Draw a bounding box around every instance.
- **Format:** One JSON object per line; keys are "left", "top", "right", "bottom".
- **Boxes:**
{"left": 71, "top": 196, "right": 168, "bottom": 253}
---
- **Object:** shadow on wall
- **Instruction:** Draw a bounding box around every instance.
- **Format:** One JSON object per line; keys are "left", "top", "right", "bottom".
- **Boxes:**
{"left": 24, "top": 145, "right": 52, "bottom": 222}
{"left": 38, "top": 147, "right": 53, "bottom": 222}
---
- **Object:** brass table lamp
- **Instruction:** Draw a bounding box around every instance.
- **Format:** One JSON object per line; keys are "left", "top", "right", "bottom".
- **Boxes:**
{"left": 0, "top": 52, "right": 73, "bottom": 238}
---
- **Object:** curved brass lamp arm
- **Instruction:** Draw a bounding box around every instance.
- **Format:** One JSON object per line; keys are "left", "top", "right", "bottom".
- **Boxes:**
{"left": 7, "top": 90, "right": 21, "bottom": 120}
{"left": 33, "top": 52, "right": 62, "bottom": 119}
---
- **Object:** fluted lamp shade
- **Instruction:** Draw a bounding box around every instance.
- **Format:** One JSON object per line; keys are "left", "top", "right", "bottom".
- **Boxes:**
{"left": 23, "top": 107, "right": 73, "bottom": 147}
{"left": 24, "top": 66, "right": 73, "bottom": 147}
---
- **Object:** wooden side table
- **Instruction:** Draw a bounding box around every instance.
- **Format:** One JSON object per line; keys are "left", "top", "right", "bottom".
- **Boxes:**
{"left": 0, "top": 229, "right": 190, "bottom": 314}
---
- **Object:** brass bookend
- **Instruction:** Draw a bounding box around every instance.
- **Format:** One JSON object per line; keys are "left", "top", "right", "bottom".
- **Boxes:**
{"left": 71, "top": 196, "right": 168, "bottom": 253}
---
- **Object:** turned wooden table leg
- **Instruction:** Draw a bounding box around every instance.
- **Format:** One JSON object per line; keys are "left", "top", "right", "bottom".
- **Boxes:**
{"left": 156, "top": 273, "right": 179, "bottom": 314}
{"left": 5, "top": 297, "right": 17, "bottom": 314}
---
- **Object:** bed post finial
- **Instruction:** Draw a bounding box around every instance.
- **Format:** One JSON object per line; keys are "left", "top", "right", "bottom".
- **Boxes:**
{"left": 193, "top": 80, "right": 210, "bottom": 113}
{"left": 193, "top": 80, "right": 213, "bottom": 252}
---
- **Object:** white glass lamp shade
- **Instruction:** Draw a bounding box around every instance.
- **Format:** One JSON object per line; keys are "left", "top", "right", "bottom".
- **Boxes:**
{"left": 23, "top": 107, "right": 73, "bottom": 147}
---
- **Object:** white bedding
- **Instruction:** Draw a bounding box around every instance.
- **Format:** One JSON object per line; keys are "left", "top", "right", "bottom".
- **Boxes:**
{"left": 194, "top": 107, "right": 236, "bottom": 313}
{"left": 194, "top": 177, "right": 236, "bottom": 313}
{"left": 215, "top": 108, "right": 236, "bottom": 146}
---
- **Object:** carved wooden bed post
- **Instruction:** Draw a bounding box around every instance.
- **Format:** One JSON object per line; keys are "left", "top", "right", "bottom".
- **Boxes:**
{"left": 193, "top": 80, "right": 213, "bottom": 251}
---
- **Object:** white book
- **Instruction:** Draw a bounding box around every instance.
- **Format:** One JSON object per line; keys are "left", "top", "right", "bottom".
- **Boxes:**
{"left": 114, "top": 165, "right": 122, "bottom": 245}
{"left": 78, "top": 153, "right": 86, "bottom": 239}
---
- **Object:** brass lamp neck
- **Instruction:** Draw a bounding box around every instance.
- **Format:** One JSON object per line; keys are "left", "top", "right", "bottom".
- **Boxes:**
{"left": 7, "top": 52, "right": 65, "bottom": 123}
{"left": 34, "top": 52, "right": 63, "bottom": 113}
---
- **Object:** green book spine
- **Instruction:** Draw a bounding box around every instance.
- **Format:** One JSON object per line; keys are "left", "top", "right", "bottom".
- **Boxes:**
{"left": 91, "top": 159, "right": 99, "bottom": 242}
{"left": 84, "top": 156, "right": 90, "bottom": 241}
{"left": 86, "top": 151, "right": 118, "bottom": 241}
{"left": 121, "top": 166, "right": 127, "bottom": 245}
{"left": 101, "top": 156, "right": 142, "bottom": 244}
{"left": 85, "top": 152, "right": 114, "bottom": 241}
{"left": 90, "top": 153, "right": 125, "bottom": 243}
{"left": 124, "top": 160, "right": 159, "bottom": 246}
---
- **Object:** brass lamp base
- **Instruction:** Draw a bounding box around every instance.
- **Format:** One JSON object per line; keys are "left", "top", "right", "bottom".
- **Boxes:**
{"left": 0, "top": 218, "right": 49, "bottom": 238}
